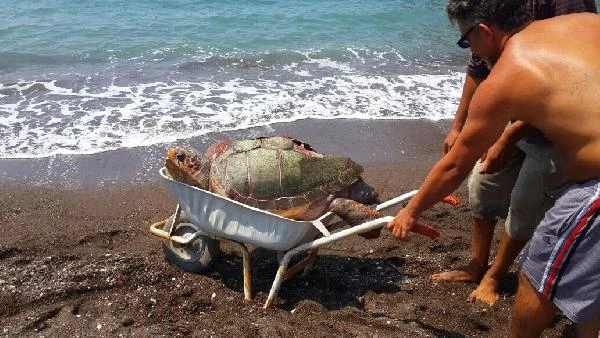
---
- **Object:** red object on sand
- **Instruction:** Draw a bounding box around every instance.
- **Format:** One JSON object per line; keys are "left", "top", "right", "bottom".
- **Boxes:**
{"left": 442, "top": 195, "right": 461, "bottom": 207}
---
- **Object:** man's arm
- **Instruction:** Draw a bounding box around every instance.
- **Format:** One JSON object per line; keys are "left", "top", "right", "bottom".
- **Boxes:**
{"left": 388, "top": 80, "right": 512, "bottom": 240}
{"left": 478, "top": 120, "right": 533, "bottom": 174}
{"left": 444, "top": 73, "right": 484, "bottom": 154}
{"left": 447, "top": 74, "right": 529, "bottom": 174}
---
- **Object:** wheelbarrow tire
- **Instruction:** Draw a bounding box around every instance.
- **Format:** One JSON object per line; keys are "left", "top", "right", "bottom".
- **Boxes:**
{"left": 162, "top": 221, "right": 220, "bottom": 274}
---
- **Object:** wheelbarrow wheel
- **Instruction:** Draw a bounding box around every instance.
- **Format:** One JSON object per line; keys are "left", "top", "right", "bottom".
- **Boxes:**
{"left": 162, "top": 221, "right": 220, "bottom": 274}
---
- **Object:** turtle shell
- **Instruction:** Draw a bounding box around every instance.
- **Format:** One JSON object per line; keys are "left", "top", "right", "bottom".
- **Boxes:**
{"left": 209, "top": 137, "right": 363, "bottom": 217}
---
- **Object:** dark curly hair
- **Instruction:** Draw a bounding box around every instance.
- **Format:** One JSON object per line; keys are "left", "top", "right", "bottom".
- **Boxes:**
{"left": 446, "top": 0, "right": 532, "bottom": 31}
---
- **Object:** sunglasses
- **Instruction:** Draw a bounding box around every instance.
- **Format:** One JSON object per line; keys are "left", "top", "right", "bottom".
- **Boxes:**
{"left": 457, "top": 25, "right": 477, "bottom": 49}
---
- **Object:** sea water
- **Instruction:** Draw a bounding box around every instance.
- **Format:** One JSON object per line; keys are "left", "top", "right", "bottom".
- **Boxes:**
{"left": 3, "top": 0, "right": 590, "bottom": 159}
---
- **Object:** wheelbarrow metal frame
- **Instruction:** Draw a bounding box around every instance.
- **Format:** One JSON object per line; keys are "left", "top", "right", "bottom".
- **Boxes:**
{"left": 149, "top": 168, "right": 417, "bottom": 308}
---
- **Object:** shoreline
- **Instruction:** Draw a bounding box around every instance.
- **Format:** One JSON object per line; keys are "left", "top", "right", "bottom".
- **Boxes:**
{"left": 0, "top": 118, "right": 451, "bottom": 189}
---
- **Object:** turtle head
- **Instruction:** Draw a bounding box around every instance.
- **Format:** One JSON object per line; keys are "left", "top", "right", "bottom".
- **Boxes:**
{"left": 347, "top": 177, "right": 380, "bottom": 205}
{"left": 165, "top": 146, "right": 211, "bottom": 189}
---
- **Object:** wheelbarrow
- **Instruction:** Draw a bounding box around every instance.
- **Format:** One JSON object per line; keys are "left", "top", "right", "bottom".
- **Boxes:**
{"left": 150, "top": 167, "right": 424, "bottom": 308}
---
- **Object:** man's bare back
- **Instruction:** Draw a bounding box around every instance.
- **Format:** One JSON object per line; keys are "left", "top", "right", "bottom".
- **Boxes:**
{"left": 482, "top": 13, "right": 600, "bottom": 181}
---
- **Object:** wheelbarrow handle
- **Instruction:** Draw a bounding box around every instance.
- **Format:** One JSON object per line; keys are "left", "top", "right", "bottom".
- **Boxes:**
{"left": 374, "top": 190, "right": 418, "bottom": 212}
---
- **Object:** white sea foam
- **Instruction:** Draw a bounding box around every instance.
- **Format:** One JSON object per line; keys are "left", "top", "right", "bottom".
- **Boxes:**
{"left": 303, "top": 58, "right": 355, "bottom": 73}
{"left": 0, "top": 71, "right": 463, "bottom": 159}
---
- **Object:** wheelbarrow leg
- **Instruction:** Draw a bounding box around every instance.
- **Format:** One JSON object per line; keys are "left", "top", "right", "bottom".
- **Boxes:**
{"left": 284, "top": 249, "right": 318, "bottom": 281}
{"left": 302, "top": 249, "right": 318, "bottom": 277}
{"left": 265, "top": 248, "right": 309, "bottom": 308}
{"left": 264, "top": 257, "right": 289, "bottom": 308}
{"left": 167, "top": 204, "right": 182, "bottom": 237}
{"left": 227, "top": 241, "right": 252, "bottom": 301}
{"left": 265, "top": 249, "right": 318, "bottom": 308}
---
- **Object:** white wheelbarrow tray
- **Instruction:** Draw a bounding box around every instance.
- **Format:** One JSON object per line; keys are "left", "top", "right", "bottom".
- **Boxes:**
{"left": 150, "top": 167, "right": 417, "bottom": 308}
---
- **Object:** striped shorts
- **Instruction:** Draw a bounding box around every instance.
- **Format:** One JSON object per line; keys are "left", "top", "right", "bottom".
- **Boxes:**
{"left": 521, "top": 179, "right": 600, "bottom": 323}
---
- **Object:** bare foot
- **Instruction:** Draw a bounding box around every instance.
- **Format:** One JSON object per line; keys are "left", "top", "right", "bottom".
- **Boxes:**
{"left": 431, "top": 270, "right": 480, "bottom": 282}
{"left": 431, "top": 260, "right": 484, "bottom": 282}
{"left": 468, "top": 275, "right": 500, "bottom": 305}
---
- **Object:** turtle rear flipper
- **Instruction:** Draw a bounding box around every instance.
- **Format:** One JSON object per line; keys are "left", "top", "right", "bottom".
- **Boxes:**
{"left": 329, "top": 198, "right": 382, "bottom": 239}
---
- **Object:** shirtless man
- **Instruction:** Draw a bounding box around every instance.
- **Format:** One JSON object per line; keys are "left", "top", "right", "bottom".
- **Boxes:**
{"left": 387, "top": 0, "right": 600, "bottom": 336}
{"left": 434, "top": 0, "right": 596, "bottom": 307}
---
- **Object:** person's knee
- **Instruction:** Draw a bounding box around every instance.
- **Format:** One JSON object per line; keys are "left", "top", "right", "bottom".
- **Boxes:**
{"left": 512, "top": 274, "right": 536, "bottom": 328}
{"left": 516, "top": 272, "right": 536, "bottom": 299}
{"left": 511, "top": 273, "right": 557, "bottom": 336}
{"left": 514, "top": 273, "right": 556, "bottom": 313}
{"left": 504, "top": 216, "right": 535, "bottom": 241}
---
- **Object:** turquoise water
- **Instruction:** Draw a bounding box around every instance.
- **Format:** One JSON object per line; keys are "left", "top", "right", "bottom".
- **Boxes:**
{"left": 1, "top": 1, "right": 597, "bottom": 158}
{"left": 2, "top": 0, "right": 462, "bottom": 70}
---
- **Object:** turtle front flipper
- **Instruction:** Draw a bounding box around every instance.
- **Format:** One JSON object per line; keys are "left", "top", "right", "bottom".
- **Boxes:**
{"left": 328, "top": 198, "right": 382, "bottom": 239}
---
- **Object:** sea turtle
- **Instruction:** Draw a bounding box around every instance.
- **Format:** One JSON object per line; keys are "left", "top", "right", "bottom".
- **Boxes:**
{"left": 161, "top": 136, "right": 455, "bottom": 274}
{"left": 164, "top": 136, "right": 384, "bottom": 231}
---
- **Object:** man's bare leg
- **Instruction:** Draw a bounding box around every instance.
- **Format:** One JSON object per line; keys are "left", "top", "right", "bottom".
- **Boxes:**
{"left": 432, "top": 217, "right": 496, "bottom": 282}
{"left": 575, "top": 311, "right": 600, "bottom": 338}
{"left": 469, "top": 231, "right": 528, "bottom": 305}
{"left": 510, "top": 272, "right": 557, "bottom": 337}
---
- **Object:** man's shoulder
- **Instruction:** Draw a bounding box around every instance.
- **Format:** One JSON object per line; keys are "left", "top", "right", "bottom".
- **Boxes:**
{"left": 495, "top": 30, "right": 552, "bottom": 86}
{"left": 481, "top": 50, "right": 545, "bottom": 110}
{"left": 489, "top": 47, "right": 537, "bottom": 87}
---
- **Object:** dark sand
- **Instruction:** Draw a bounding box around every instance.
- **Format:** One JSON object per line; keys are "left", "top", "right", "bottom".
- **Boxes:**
{"left": 0, "top": 119, "right": 573, "bottom": 336}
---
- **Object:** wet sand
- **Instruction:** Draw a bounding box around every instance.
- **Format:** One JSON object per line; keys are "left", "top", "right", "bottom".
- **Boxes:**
{"left": 0, "top": 118, "right": 449, "bottom": 188}
{"left": 0, "top": 119, "right": 573, "bottom": 336}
